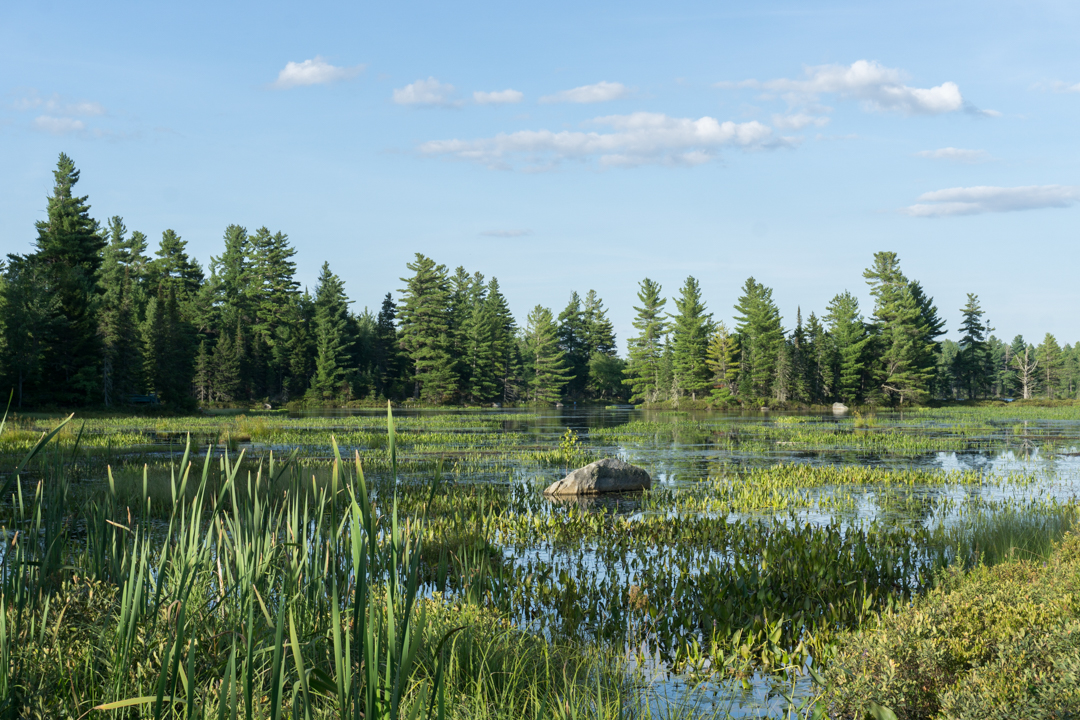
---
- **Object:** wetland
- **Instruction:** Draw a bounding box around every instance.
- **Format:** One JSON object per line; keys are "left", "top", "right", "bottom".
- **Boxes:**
{"left": 1, "top": 403, "right": 1079, "bottom": 718}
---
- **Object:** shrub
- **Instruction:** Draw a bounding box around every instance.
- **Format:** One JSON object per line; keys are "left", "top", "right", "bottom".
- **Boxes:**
{"left": 820, "top": 532, "right": 1080, "bottom": 719}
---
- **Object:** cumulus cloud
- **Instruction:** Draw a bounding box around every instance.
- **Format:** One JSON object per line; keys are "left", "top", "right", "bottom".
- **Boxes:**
{"left": 480, "top": 229, "right": 532, "bottom": 237}
{"left": 540, "top": 81, "right": 628, "bottom": 104}
{"left": 473, "top": 89, "right": 523, "bottom": 105}
{"left": 34, "top": 116, "right": 86, "bottom": 134}
{"left": 903, "top": 185, "right": 1080, "bottom": 217}
{"left": 419, "top": 111, "right": 780, "bottom": 169}
{"left": 393, "top": 77, "right": 460, "bottom": 107}
{"left": 915, "top": 147, "right": 990, "bottom": 163}
{"left": 771, "top": 112, "right": 830, "bottom": 130}
{"left": 721, "top": 60, "right": 973, "bottom": 115}
{"left": 272, "top": 57, "right": 364, "bottom": 89}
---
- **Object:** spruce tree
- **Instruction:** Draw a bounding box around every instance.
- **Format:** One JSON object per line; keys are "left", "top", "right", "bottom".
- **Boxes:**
{"left": 525, "top": 305, "right": 573, "bottom": 404}
{"left": 671, "top": 276, "right": 713, "bottom": 400}
{"left": 1, "top": 256, "right": 61, "bottom": 407}
{"left": 98, "top": 217, "right": 146, "bottom": 404}
{"left": 32, "top": 153, "right": 106, "bottom": 403}
{"left": 1037, "top": 333, "right": 1063, "bottom": 399}
{"left": 373, "top": 293, "right": 403, "bottom": 399}
{"left": 623, "top": 278, "right": 667, "bottom": 404}
{"left": 398, "top": 254, "right": 457, "bottom": 403}
{"left": 955, "top": 293, "right": 991, "bottom": 399}
{"left": 309, "top": 262, "right": 353, "bottom": 401}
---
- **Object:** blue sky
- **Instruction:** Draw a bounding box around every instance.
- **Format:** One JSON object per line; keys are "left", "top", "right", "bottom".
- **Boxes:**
{"left": 3, "top": 0, "right": 1079, "bottom": 349}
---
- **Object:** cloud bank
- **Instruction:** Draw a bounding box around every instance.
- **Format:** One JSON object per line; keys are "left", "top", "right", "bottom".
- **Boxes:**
{"left": 273, "top": 57, "right": 364, "bottom": 89}
{"left": 904, "top": 185, "right": 1080, "bottom": 217}
{"left": 393, "top": 78, "right": 460, "bottom": 107}
{"left": 420, "top": 112, "right": 779, "bottom": 169}
{"left": 540, "top": 81, "right": 628, "bottom": 104}
{"left": 915, "top": 147, "right": 990, "bottom": 163}
{"left": 721, "top": 60, "right": 974, "bottom": 115}
{"left": 473, "top": 89, "right": 523, "bottom": 104}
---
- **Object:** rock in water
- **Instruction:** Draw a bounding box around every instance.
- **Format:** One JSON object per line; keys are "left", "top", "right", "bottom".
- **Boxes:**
{"left": 543, "top": 458, "right": 652, "bottom": 496}
{"left": 832, "top": 402, "right": 849, "bottom": 414}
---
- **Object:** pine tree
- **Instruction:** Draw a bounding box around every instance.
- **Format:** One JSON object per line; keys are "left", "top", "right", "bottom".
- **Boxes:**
{"left": 824, "top": 291, "right": 869, "bottom": 404}
{"left": 32, "top": 153, "right": 106, "bottom": 403}
{"left": 398, "top": 254, "right": 457, "bottom": 403}
{"left": 149, "top": 229, "right": 204, "bottom": 303}
{"left": 557, "top": 292, "right": 590, "bottom": 399}
{"left": 524, "top": 305, "right": 573, "bottom": 404}
{"left": 460, "top": 273, "right": 499, "bottom": 404}
{"left": 706, "top": 321, "right": 739, "bottom": 404}
{"left": 309, "top": 262, "right": 353, "bottom": 401}
{"left": 909, "top": 281, "right": 948, "bottom": 399}
{"left": 583, "top": 290, "right": 617, "bottom": 357}
{"left": 863, "top": 252, "right": 934, "bottom": 406}
{"left": 733, "top": 277, "right": 784, "bottom": 399}
{"left": 623, "top": 278, "right": 667, "bottom": 404}
{"left": 671, "top": 276, "right": 713, "bottom": 400}
{"left": 485, "top": 279, "right": 520, "bottom": 404}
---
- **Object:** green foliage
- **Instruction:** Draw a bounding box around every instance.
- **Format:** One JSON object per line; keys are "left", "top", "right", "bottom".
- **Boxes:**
{"left": 524, "top": 305, "right": 572, "bottom": 403}
{"left": 733, "top": 277, "right": 783, "bottom": 399}
{"left": 399, "top": 253, "right": 458, "bottom": 403}
{"left": 623, "top": 278, "right": 668, "bottom": 404}
{"left": 822, "top": 531, "right": 1080, "bottom": 720}
{"left": 671, "top": 276, "right": 713, "bottom": 400}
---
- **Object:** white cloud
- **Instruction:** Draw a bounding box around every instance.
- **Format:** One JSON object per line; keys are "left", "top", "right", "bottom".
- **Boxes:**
{"left": 540, "top": 81, "right": 628, "bottom": 104}
{"left": 915, "top": 147, "right": 990, "bottom": 163}
{"left": 1036, "top": 80, "right": 1080, "bottom": 93}
{"left": 393, "top": 77, "right": 460, "bottom": 107}
{"left": 722, "top": 60, "right": 970, "bottom": 115}
{"left": 473, "top": 89, "right": 523, "bottom": 105}
{"left": 272, "top": 56, "right": 364, "bottom": 89}
{"left": 480, "top": 229, "right": 532, "bottom": 237}
{"left": 419, "top": 111, "right": 780, "bottom": 169}
{"left": 903, "top": 185, "right": 1080, "bottom": 217}
{"left": 771, "top": 112, "right": 830, "bottom": 130}
{"left": 34, "top": 115, "right": 86, "bottom": 134}
{"left": 14, "top": 91, "right": 105, "bottom": 116}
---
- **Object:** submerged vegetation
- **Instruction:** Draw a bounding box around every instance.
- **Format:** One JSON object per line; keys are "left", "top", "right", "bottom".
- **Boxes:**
{"left": 0, "top": 403, "right": 1077, "bottom": 717}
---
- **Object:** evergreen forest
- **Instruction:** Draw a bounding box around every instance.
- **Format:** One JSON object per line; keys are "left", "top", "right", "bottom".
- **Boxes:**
{"left": 5, "top": 153, "right": 1079, "bottom": 410}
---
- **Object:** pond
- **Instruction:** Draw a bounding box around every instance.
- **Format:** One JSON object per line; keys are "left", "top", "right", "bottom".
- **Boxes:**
{"left": 3, "top": 405, "right": 1078, "bottom": 717}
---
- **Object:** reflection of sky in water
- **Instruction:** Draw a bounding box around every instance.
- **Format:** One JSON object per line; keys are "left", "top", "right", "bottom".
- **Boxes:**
{"left": 75, "top": 407, "right": 1080, "bottom": 717}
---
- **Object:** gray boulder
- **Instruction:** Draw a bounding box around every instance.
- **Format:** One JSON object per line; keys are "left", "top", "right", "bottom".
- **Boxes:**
{"left": 832, "top": 402, "right": 849, "bottom": 414}
{"left": 543, "top": 458, "right": 652, "bottom": 496}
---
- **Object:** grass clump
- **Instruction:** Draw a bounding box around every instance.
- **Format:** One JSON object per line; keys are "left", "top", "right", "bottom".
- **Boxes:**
{"left": 820, "top": 530, "right": 1080, "bottom": 719}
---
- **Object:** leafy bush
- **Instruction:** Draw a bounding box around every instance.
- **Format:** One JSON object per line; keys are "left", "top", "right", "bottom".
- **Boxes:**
{"left": 820, "top": 531, "right": 1080, "bottom": 719}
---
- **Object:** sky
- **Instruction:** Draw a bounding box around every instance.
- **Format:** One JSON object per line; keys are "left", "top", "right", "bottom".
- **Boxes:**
{"left": 2, "top": 0, "right": 1079, "bottom": 350}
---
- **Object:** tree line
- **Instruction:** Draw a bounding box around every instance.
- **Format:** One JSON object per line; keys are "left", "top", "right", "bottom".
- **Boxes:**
{"left": 3, "top": 154, "right": 1078, "bottom": 409}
